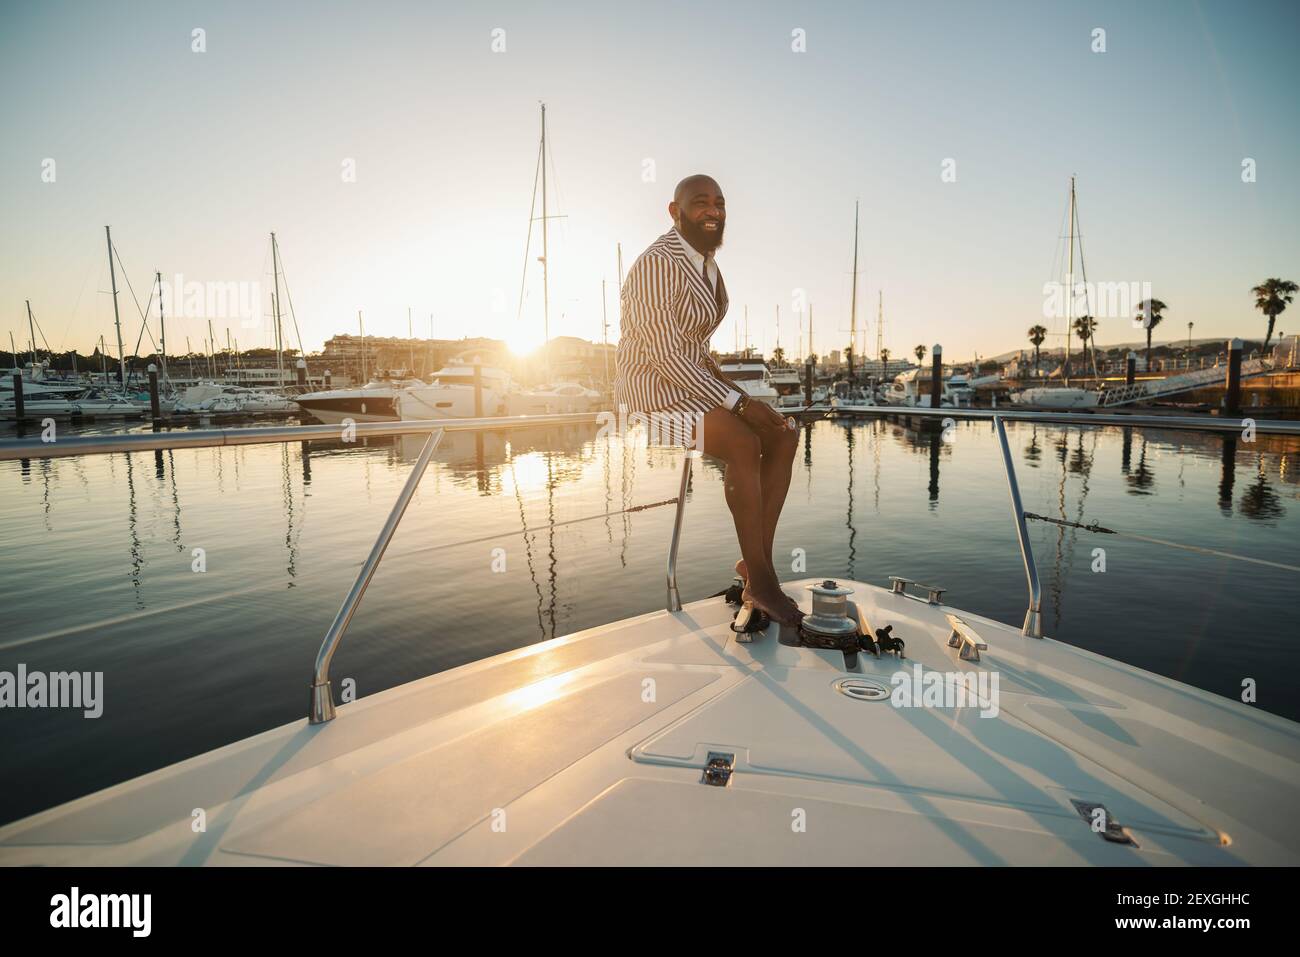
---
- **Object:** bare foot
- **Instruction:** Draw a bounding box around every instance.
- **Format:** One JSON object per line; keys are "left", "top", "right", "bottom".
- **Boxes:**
{"left": 737, "top": 558, "right": 801, "bottom": 621}
{"left": 747, "top": 580, "right": 802, "bottom": 626}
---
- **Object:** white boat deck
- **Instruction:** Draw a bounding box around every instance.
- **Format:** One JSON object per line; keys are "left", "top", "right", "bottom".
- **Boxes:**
{"left": 2, "top": 578, "right": 1297, "bottom": 866}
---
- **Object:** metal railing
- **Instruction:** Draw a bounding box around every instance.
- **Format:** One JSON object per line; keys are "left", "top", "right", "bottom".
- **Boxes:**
{"left": 2, "top": 406, "right": 1294, "bottom": 717}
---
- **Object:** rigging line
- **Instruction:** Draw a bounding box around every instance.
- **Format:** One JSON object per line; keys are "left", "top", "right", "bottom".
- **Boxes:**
{"left": 1072, "top": 200, "right": 1100, "bottom": 377}
{"left": 1047, "top": 183, "right": 1069, "bottom": 286}
{"left": 1024, "top": 512, "right": 1300, "bottom": 573}
{"left": 389, "top": 495, "right": 681, "bottom": 560}
{"left": 61, "top": 257, "right": 97, "bottom": 353}
{"left": 515, "top": 136, "right": 544, "bottom": 326}
{"left": 29, "top": 309, "right": 54, "bottom": 355}
{"left": 112, "top": 243, "right": 161, "bottom": 363}
{"left": 273, "top": 243, "right": 307, "bottom": 357}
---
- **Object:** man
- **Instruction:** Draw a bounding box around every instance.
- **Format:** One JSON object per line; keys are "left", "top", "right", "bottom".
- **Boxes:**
{"left": 615, "top": 174, "right": 803, "bottom": 626}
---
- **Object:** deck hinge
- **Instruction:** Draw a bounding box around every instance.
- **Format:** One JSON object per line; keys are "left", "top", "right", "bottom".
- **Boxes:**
{"left": 701, "top": 751, "right": 735, "bottom": 787}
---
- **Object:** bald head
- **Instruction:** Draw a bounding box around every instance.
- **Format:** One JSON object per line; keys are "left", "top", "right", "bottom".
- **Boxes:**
{"left": 673, "top": 174, "right": 720, "bottom": 206}
{"left": 669, "top": 174, "right": 726, "bottom": 253}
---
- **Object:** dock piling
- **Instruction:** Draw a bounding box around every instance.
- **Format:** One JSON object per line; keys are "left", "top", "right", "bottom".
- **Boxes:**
{"left": 931, "top": 344, "right": 943, "bottom": 409}
{"left": 11, "top": 372, "right": 23, "bottom": 422}
{"left": 1224, "top": 338, "right": 1243, "bottom": 416}
{"left": 147, "top": 363, "right": 161, "bottom": 421}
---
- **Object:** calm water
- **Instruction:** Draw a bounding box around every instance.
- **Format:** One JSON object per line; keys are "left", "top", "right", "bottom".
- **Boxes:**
{"left": 1, "top": 415, "right": 1298, "bottom": 826}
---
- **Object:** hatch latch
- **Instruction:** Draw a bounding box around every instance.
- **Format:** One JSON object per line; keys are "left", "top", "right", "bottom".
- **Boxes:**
{"left": 701, "top": 751, "right": 736, "bottom": 787}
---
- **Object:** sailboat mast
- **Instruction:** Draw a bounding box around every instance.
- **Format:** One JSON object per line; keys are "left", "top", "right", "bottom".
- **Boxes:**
{"left": 105, "top": 226, "right": 126, "bottom": 385}
{"left": 155, "top": 271, "right": 168, "bottom": 382}
{"left": 358, "top": 310, "right": 367, "bottom": 383}
{"left": 26, "top": 300, "right": 37, "bottom": 369}
{"left": 540, "top": 103, "right": 551, "bottom": 382}
{"left": 849, "top": 200, "right": 859, "bottom": 381}
{"left": 271, "top": 232, "right": 284, "bottom": 388}
{"left": 876, "top": 291, "right": 883, "bottom": 365}
{"left": 1064, "top": 176, "right": 1075, "bottom": 387}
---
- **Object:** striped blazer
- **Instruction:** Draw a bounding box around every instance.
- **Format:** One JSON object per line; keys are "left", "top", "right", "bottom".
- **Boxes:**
{"left": 614, "top": 229, "right": 731, "bottom": 418}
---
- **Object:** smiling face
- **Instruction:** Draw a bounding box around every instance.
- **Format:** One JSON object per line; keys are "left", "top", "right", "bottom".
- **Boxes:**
{"left": 669, "top": 175, "right": 725, "bottom": 254}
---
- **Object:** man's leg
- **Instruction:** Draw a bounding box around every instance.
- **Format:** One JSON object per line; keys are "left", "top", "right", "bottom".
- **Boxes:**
{"left": 759, "top": 423, "right": 800, "bottom": 573}
{"left": 699, "top": 408, "right": 800, "bottom": 625}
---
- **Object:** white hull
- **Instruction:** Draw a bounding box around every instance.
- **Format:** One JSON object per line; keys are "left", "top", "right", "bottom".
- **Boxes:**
{"left": 2, "top": 577, "right": 1295, "bottom": 866}
{"left": 397, "top": 386, "right": 509, "bottom": 420}
{"left": 297, "top": 407, "right": 397, "bottom": 425}
{"left": 1010, "top": 387, "right": 1102, "bottom": 409}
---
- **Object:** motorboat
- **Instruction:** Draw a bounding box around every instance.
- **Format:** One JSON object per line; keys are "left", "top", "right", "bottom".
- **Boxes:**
{"left": 0, "top": 569, "right": 1295, "bottom": 865}
{"left": 718, "top": 356, "right": 780, "bottom": 407}
{"left": 509, "top": 381, "right": 603, "bottom": 415}
{"left": 0, "top": 412, "right": 1297, "bottom": 867}
{"left": 829, "top": 379, "right": 878, "bottom": 409}
{"left": 396, "top": 365, "right": 514, "bottom": 420}
{"left": 1009, "top": 386, "right": 1103, "bottom": 409}
{"left": 176, "top": 383, "right": 297, "bottom": 415}
{"left": 880, "top": 369, "right": 959, "bottom": 408}
{"left": 295, "top": 378, "right": 425, "bottom": 424}
{"left": 0, "top": 362, "right": 87, "bottom": 399}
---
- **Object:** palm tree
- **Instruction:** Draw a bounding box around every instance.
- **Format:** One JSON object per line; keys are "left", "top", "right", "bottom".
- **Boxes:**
{"left": 1027, "top": 324, "right": 1047, "bottom": 375}
{"left": 914, "top": 344, "right": 926, "bottom": 365}
{"left": 879, "top": 347, "right": 891, "bottom": 371}
{"left": 1072, "top": 315, "right": 1098, "bottom": 376}
{"left": 1251, "top": 278, "right": 1297, "bottom": 349}
{"left": 771, "top": 345, "right": 785, "bottom": 366}
{"left": 1135, "top": 299, "right": 1167, "bottom": 370}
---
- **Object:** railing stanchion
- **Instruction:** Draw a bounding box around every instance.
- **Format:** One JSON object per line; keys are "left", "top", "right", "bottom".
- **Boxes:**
{"left": 309, "top": 427, "right": 445, "bottom": 723}
{"left": 994, "top": 415, "right": 1043, "bottom": 638}
{"left": 666, "top": 450, "right": 697, "bottom": 611}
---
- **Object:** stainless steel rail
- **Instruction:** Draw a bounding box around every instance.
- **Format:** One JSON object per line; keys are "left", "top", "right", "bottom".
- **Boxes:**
{"left": 666, "top": 451, "right": 699, "bottom": 611}
{"left": 310, "top": 428, "right": 444, "bottom": 722}
{"left": 993, "top": 416, "right": 1042, "bottom": 637}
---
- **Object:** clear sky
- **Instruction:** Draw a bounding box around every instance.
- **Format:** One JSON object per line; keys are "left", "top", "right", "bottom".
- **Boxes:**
{"left": 2, "top": 0, "right": 1297, "bottom": 364}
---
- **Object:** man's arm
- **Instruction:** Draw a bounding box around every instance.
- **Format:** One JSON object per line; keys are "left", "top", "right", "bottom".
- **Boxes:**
{"left": 624, "top": 255, "right": 733, "bottom": 407}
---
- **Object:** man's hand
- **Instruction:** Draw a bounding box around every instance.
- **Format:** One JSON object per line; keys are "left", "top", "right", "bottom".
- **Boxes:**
{"left": 740, "top": 397, "right": 792, "bottom": 437}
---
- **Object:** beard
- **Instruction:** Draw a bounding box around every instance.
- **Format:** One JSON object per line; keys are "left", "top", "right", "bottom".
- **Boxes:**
{"left": 677, "top": 215, "right": 725, "bottom": 253}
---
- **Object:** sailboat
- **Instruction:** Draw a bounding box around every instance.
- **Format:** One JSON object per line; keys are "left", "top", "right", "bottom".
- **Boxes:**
{"left": 1011, "top": 177, "right": 1103, "bottom": 409}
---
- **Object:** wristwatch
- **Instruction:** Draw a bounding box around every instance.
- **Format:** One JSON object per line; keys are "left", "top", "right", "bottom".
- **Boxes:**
{"left": 730, "top": 392, "right": 751, "bottom": 417}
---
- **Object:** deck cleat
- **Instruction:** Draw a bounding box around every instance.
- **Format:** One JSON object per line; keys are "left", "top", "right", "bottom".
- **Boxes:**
{"left": 730, "top": 602, "right": 770, "bottom": 642}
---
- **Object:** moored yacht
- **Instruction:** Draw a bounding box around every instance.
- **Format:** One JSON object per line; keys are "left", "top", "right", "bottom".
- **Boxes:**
{"left": 1009, "top": 385, "right": 1103, "bottom": 409}
{"left": 396, "top": 365, "right": 514, "bottom": 420}
{"left": 0, "top": 411, "right": 1297, "bottom": 866}
{"left": 295, "top": 377, "right": 425, "bottom": 424}
{"left": 717, "top": 355, "right": 780, "bottom": 407}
